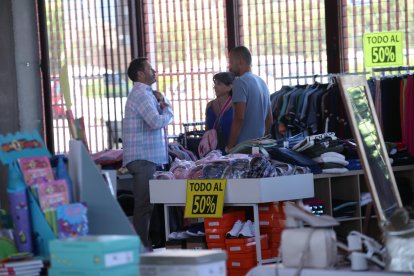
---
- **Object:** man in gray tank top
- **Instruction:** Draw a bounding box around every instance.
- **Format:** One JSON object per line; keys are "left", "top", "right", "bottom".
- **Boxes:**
{"left": 226, "top": 46, "right": 273, "bottom": 152}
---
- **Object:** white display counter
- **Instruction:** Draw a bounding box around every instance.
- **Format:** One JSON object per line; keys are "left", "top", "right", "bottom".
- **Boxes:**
{"left": 247, "top": 264, "right": 412, "bottom": 276}
{"left": 149, "top": 173, "right": 314, "bottom": 265}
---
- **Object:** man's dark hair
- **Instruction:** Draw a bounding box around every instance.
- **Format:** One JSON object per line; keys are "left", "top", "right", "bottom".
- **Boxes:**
{"left": 127, "top": 57, "right": 148, "bottom": 81}
{"left": 230, "top": 46, "right": 252, "bottom": 66}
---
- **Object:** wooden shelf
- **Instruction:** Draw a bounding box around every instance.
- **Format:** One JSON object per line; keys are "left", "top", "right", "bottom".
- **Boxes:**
{"left": 313, "top": 165, "right": 414, "bottom": 240}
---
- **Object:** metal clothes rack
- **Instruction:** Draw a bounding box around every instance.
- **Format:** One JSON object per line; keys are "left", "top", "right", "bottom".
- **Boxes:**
{"left": 181, "top": 121, "right": 205, "bottom": 149}
{"left": 372, "top": 66, "right": 414, "bottom": 76}
{"left": 274, "top": 72, "right": 370, "bottom": 85}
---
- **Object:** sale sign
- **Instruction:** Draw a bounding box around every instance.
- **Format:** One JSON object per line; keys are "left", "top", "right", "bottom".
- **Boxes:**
{"left": 184, "top": 179, "right": 226, "bottom": 218}
{"left": 363, "top": 31, "right": 403, "bottom": 68}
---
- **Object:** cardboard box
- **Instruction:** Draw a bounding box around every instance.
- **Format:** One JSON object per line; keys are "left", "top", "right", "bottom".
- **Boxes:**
{"left": 227, "top": 248, "right": 271, "bottom": 260}
{"left": 140, "top": 249, "right": 226, "bottom": 276}
{"left": 259, "top": 213, "right": 283, "bottom": 228}
{"left": 207, "top": 242, "right": 226, "bottom": 250}
{"left": 271, "top": 247, "right": 279, "bottom": 258}
{"left": 186, "top": 236, "right": 207, "bottom": 250}
{"left": 228, "top": 267, "right": 251, "bottom": 276}
{"left": 165, "top": 239, "right": 186, "bottom": 249}
{"left": 205, "top": 228, "right": 229, "bottom": 243}
{"left": 204, "top": 210, "right": 245, "bottom": 229}
{"left": 227, "top": 254, "right": 256, "bottom": 269}
{"left": 49, "top": 235, "right": 140, "bottom": 270}
{"left": 227, "top": 249, "right": 272, "bottom": 273}
{"left": 258, "top": 202, "right": 279, "bottom": 214}
{"left": 225, "top": 235, "right": 268, "bottom": 253}
{"left": 259, "top": 202, "right": 285, "bottom": 215}
{"left": 261, "top": 227, "right": 283, "bottom": 244}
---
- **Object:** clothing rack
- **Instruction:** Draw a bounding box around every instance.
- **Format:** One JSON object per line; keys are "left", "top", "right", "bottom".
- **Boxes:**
{"left": 274, "top": 72, "right": 369, "bottom": 85}
{"left": 372, "top": 66, "right": 414, "bottom": 76}
{"left": 181, "top": 121, "right": 205, "bottom": 149}
{"left": 274, "top": 74, "right": 333, "bottom": 84}
{"left": 271, "top": 72, "right": 370, "bottom": 139}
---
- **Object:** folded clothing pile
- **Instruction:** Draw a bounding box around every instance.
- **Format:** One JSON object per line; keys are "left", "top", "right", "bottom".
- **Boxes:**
{"left": 313, "top": 152, "right": 349, "bottom": 174}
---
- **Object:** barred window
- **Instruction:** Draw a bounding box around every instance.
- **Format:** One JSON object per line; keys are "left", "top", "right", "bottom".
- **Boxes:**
{"left": 44, "top": 0, "right": 414, "bottom": 153}
{"left": 341, "top": 0, "right": 414, "bottom": 73}
{"left": 143, "top": 0, "right": 229, "bottom": 134}
{"left": 238, "top": 0, "right": 328, "bottom": 90}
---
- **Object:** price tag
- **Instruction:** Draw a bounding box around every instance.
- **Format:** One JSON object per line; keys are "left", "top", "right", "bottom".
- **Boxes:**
{"left": 363, "top": 31, "right": 403, "bottom": 68}
{"left": 184, "top": 179, "right": 226, "bottom": 218}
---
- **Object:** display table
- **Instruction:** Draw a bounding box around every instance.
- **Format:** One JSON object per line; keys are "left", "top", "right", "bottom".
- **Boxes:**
{"left": 149, "top": 173, "right": 314, "bottom": 265}
{"left": 247, "top": 264, "right": 412, "bottom": 275}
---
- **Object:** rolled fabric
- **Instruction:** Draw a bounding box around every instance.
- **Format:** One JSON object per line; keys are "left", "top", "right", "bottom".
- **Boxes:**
{"left": 7, "top": 162, "right": 33, "bottom": 253}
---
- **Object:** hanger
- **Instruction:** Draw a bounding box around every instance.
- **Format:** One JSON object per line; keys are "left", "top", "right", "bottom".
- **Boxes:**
{"left": 327, "top": 75, "right": 337, "bottom": 90}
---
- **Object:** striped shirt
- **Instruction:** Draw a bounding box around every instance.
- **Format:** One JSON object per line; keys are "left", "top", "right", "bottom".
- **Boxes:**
{"left": 122, "top": 82, "right": 173, "bottom": 166}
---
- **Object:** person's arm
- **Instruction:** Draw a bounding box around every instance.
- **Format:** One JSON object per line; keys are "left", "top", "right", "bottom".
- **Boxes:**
{"left": 226, "top": 102, "right": 246, "bottom": 150}
{"left": 265, "top": 106, "right": 273, "bottom": 135}
{"left": 138, "top": 93, "right": 173, "bottom": 129}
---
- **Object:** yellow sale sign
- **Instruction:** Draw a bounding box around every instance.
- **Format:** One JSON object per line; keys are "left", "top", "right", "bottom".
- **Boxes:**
{"left": 184, "top": 179, "right": 226, "bottom": 218}
{"left": 363, "top": 31, "right": 403, "bottom": 68}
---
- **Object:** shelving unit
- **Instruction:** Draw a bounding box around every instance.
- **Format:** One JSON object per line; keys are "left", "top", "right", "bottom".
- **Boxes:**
{"left": 313, "top": 165, "right": 414, "bottom": 241}
{"left": 149, "top": 173, "right": 314, "bottom": 265}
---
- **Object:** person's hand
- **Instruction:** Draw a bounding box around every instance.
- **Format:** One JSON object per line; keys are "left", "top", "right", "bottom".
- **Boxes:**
{"left": 152, "top": 90, "right": 164, "bottom": 103}
{"left": 160, "top": 101, "right": 170, "bottom": 109}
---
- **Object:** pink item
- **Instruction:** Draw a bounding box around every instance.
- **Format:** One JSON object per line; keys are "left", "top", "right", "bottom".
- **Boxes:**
{"left": 198, "top": 129, "right": 218, "bottom": 158}
{"left": 188, "top": 165, "right": 205, "bottom": 179}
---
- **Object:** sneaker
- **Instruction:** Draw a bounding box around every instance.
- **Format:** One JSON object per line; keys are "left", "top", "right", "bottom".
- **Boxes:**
{"left": 226, "top": 220, "right": 244, "bottom": 238}
{"left": 168, "top": 232, "right": 178, "bottom": 240}
{"left": 238, "top": 220, "right": 255, "bottom": 237}
{"left": 186, "top": 223, "right": 205, "bottom": 236}
{"left": 176, "top": 231, "right": 191, "bottom": 239}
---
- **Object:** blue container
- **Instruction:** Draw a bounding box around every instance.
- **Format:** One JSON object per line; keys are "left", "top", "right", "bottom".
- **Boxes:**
{"left": 49, "top": 235, "right": 140, "bottom": 270}
{"left": 48, "top": 264, "right": 139, "bottom": 276}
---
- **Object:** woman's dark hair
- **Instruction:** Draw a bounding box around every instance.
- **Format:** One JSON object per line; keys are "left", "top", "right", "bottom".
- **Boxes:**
{"left": 213, "top": 72, "right": 235, "bottom": 96}
{"left": 213, "top": 72, "right": 235, "bottom": 86}
{"left": 127, "top": 57, "right": 148, "bottom": 81}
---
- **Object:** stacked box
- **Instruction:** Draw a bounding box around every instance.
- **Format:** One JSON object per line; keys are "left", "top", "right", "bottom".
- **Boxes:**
{"left": 259, "top": 202, "right": 285, "bottom": 258}
{"left": 49, "top": 235, "right": 140, "bottom": 276}
{"left": 225, "top": 234, "right": 269, "bottom": 276}
{"left": 166, "top": 236, "right": 207, "bottom": 250}
{"left": 204, "top": 210, "right": 245, "bottom": 250}
{"left": 165, "top": 239, "right": 186, "bottom": 249}
{"left": 186, "top": 236, "right": 208, "bottom": 250}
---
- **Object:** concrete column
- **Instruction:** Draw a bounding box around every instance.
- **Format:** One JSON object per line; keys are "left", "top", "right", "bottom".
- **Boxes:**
{"left": 12, "top": 0, "right": 44, "bottom": 134}
{"left": 0, "top": 0, "right": 43, "bottom": 209}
